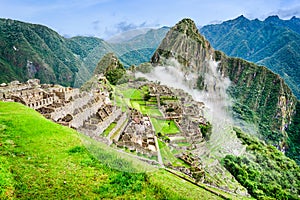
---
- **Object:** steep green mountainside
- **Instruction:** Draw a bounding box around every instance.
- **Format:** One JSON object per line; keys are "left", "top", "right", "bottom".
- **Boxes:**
{"left": 0, "top": 18, "right": 90, "bottom": 87}
{"left": 286, "top": 100, "right": 300, "bottom": 164}
{"left": 66, "top": 36, "right": 115, "bottom": 87}
{"left": 223, "top": 128, "right": 300, "bottom": 199}
{"left": 0, "top": 18, "right": 168, "bottom": 87}
{"left": 200, "top": 15, "right": 300, "bottom": 98}
{"left": 0, "top": 101, "right": 224, "bottom": 199}
{"left": 111, "top": 27, "right": 169, "bottom": 67}
{"left": 151, "top": 18, "right": 298, "bottom": 154}
{"left": 71, "top": 27, "right": 169, "bottom": 71}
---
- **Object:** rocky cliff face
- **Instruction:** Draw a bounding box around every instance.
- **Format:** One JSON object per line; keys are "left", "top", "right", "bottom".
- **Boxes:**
{"left": 152, "top": 19, "right": 213, "bottom": 75}
{"left": 151, "top": 18, "right": 297, "bottom": 146}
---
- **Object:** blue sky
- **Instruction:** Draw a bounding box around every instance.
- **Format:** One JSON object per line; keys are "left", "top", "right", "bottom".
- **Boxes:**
{"left": 1, "top": 0, "right": 300, "bottom": 39}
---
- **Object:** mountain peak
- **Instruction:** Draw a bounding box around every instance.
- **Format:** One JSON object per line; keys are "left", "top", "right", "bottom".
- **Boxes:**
{"left": 94, "top": 52, "right": 122, "bottom": 75}
{"left": 235, "top": 15, "right": 250, "bottom": 22}
{"left": 175, "top": 18, "right": 198, "bottom": 29}
{"left": 290, "top": 16, "right": 300, "bottom": 22}
{"left": 151, "top": 18, "right": 213, "bottom": 72}
{"left": 237, "top": 15, "right": 247, "bottom": 19}
{"left": 265, "top": 15, "right": 280, "bottom": 22}
{"left": 171, "top": 18, "right": 205, "bottom": 44}
{"left": 173, "top": 18, "right": 198, "bottom": 34}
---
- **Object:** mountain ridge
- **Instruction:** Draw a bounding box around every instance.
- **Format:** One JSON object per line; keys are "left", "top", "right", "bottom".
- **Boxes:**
{"left": 1, "top": 17, "right": 300, "bottom": 199}
{"left": 200, "top": 15, "right": 300, "bottom": 98}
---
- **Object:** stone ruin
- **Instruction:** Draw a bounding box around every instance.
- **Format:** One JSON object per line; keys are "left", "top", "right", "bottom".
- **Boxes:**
{"left": 0, "top": 79, "right": 119, "bottom": 139}
{"left": 176, "top": 152, "right": 205, "bottom": 182}
{"left": 140, "top": 83, "right": 208, "bottom": 149}
{"left": 116, "top": 108, "right": 158, "bottom": 157}
{"left": 0, "top": 79, "right": 56, "bottom": 110}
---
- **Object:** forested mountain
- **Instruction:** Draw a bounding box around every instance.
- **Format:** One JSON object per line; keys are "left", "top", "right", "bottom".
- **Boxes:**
{"left": 0, "top": 18, "right": 168, "bottom": 87}
{"left": 0, "top": 18, "right": 91, "bottom": 87}
{"left": 152, "top": 18, "right": 297, "bottom": 146}
{"left": 200, "top": 15, "right": 300, "bottom": 98}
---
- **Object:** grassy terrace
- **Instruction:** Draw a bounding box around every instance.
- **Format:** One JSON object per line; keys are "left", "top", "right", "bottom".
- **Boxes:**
{"left": 102, "top": 122, "right": 117, "bottom": 137}
{"left": 151, "top": 118, "right": 180, "bottom": 134}
{"left": 114, "top": 85, "right": 181, "bottom": 134}
{"left": 158, "top": 139, "right": 187, "bottom": 166}
{"left": 0, "top": 101, "right": 227, "bottom": 199}
{"left": 114, "top": 85, "right": 162, "bottom": 117}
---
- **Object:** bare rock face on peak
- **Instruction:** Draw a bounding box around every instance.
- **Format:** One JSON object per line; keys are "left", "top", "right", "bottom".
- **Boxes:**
{"left": 152, "top": 18, "right": 214, "bottom": 75}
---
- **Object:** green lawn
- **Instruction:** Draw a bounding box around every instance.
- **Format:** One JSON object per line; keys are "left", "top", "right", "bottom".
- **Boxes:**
{"left": 102, "top": 122, "right": 117, "bottom": 137}
{"left": 114, "top": 85, "right": 163, "bottom": 117}
{"left": 151, "top": 118, "right": 180, "bottom": 134}
{"left": 120, "top": 88, "right": 142, "bottom": 99}
{"left": 176, "top": 142, "right": 192, "bottom": 147}
{"left": 0, "top": 102, "right": 225, "bottom": 199}
{"left": 158, "top": 140, "right": 187, "bottom": 166}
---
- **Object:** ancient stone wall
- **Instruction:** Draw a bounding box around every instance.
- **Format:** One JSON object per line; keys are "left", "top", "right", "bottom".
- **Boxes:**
{"left": 78, "top": 107, "right": 122, "bottom": 140}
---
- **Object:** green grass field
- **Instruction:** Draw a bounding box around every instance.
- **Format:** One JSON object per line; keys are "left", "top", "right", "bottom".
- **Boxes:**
{"left": 114, "top": 85, "right": 163, "bottom": 117}
{"left": 151, "top": 118, "right": 180, "bottom": 134}
{"left": 0, "top": 101, "right": 225, "bottom": 199}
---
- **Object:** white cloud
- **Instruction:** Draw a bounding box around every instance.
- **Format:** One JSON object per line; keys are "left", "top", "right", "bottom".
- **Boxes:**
{"left": 0, "top": 0, "right": 299, "bottom": 38}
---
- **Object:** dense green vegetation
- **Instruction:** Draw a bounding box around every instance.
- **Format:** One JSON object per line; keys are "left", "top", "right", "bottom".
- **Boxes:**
{"left": 222, "top": 128, "right": 300, "bottom": 199}
{"left": 0, "top": 101, "right": 224, "bottom": 199}
{"left": 105, "top": 66, "right": 126, "bottom": 85}
{"left": 0, "top": 18, "right": 89, "bottom": 87}
{"left": 93, "top": 53, "right": 127, "bottom": 85}
{"left": 201, "top": 15, "right": 300, "bottom": 98}
{"left": 119, "top": 48, "right": 156, "bottom": 66}
{"left": 286, "top": 101, "right": 300, "bottom": 164}
{"left": 199, "top": 122, "right": 212, "bottom": 139}
{"left": 0, "top": 18, "right": 168, "bottom": 87}
{"left": 223, "top": 56, "right": 297, "bottom": 144}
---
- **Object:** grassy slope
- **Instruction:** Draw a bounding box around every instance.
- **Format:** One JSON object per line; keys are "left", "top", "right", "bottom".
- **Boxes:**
{"left": 0, "top": 101, "right": 223, "bottom": 199}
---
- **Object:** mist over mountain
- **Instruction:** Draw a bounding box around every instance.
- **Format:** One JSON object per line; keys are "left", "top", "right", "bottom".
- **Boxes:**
{"left": 200, "top": 15, "right": 300, "bottom": 98}
{"left": 150, "top": 18, "right": 297, "bottom": 147}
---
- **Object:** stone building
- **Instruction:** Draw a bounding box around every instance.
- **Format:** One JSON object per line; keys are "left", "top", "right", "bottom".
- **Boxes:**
{"left": 117, "top": 108, "right": 158, "bottom": 157}
{"left": 0, "top": 78, "right": 114, "bottom": 130}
